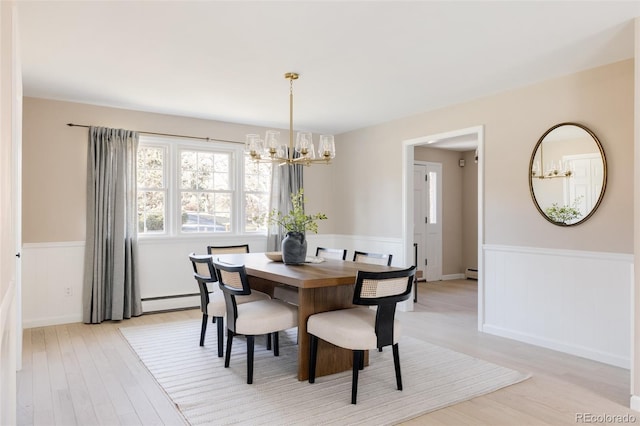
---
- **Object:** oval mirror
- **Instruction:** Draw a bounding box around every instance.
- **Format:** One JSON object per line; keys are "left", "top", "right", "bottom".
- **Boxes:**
{"left": 529, "top": 122, "right": 607, "bottom": 226}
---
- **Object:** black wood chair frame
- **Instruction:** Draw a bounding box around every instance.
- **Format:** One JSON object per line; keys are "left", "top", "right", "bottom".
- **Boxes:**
{"left": 308, "top": 266, "right": 415, "bottom": 404}
{"left": 352, "top": 250, "right": 393, "bottom": 266}
{"left": 189, "top": 254, "right": 225, "bottom": 357}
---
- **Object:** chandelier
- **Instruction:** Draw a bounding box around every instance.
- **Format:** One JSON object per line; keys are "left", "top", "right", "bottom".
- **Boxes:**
{"left": 531, "top": 162, "right": 573, "bottom": 179}
{"left": 531, "top": 144, "right": 572, "bottom": 179}
{"left": 245, "top": 72, "right": 336, "bottom": 166}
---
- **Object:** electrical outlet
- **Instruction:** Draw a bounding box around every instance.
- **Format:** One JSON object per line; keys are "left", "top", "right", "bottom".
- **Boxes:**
{"left": 64, "top": 287, "right": 73, "bottom": 297}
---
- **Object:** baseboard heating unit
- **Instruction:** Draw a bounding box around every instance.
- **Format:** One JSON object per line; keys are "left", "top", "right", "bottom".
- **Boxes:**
{"left": 465, "top": 268, "right": 478, "bottom": 280}
{"left": 141, "top": 293, "right": 199, "bottom": 313}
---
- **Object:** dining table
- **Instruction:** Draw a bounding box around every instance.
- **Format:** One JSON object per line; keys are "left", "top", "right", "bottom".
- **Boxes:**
{"left": 214, "top": 252, "right": 399, "bottom": 381}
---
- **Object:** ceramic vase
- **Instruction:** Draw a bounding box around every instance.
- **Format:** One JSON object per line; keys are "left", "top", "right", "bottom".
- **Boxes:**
{"left": 281, "top": 232, "right": 307, "bottom": 264}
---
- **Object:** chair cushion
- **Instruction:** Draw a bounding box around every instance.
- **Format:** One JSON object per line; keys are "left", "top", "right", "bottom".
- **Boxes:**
{"left": 307, "top": 307, "right": 402, "bottom": 350}
{"left": 235, "top": 299, "right": 298, "bottom": 335}
{"left": 206, "top": 290, "right": 227, "bottom": 317}
{"left": 206, "top": 289, "right": 270, "bottom": 317}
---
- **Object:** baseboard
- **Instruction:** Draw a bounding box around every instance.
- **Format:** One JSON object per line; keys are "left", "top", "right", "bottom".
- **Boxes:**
{"left": 483, "top": 324, "right": 629, "bottom": 369}
{"left": 630, "top": 395, "right": 640, "bottom": 412}
{"left": 442, "top": 273, "right": 466, "bottom": 280}
{"left": 23, "top": 314, "right": 83, "bottom": 329}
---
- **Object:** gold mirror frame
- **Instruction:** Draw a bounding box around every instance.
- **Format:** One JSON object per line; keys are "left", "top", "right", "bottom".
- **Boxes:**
{"left": 528, "top": 122, "right": 607, "bottom": 227}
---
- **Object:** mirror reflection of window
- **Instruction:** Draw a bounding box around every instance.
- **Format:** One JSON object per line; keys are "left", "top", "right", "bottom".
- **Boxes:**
{"left": 428, "top": 171, "right": 437, "bottom": 224}
{"left": 529, "top": 123, "right": 606, "bottom": 226}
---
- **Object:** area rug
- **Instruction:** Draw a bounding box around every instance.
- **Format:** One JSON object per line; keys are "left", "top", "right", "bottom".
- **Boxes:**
{"left": 119, "top": 320, "right": 530, "bottom": 425}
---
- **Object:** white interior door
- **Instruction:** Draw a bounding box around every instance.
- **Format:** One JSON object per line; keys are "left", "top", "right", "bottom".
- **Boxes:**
{"left": 563, "top": 153, "right": 602, "bottom": 217}
{"left": 414, "top": 162, "right": 442, "bottom": 281}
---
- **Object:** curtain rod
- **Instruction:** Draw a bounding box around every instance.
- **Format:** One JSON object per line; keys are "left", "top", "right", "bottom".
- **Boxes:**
{"left": 66, "top": 123, "right": 244, "bottom": 145}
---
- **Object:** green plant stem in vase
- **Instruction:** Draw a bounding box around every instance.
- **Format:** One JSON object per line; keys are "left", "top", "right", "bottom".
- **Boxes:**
{"left": 267, "top": 189, "right": 327, "bottom": 264}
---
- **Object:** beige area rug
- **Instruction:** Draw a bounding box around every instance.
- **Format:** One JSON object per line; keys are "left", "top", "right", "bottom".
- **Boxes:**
{"left": 120, "top": 320, "right": 530, "bottom": 425}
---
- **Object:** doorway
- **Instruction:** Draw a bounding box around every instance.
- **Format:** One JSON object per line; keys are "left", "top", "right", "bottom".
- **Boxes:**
{"left": 402, "top": 125, "right": 484, "bottom": 330}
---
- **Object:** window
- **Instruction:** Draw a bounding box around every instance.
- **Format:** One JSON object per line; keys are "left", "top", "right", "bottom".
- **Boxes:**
{"left": 136, "top": 136, "right": 272, "bottom": 236}
{"left": 180, "top": 149, "right": 232, "bottom": 233}
{"left": 137, "top": 145, "right": 166, "bottom": 233}
{"left": 244, "top": 156, "right": 272, "bottom": 232}
{"left": 428, "top": 171, "right": 437, "bottom": 224}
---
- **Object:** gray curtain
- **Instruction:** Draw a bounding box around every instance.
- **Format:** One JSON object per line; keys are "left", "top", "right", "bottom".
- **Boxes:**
{"left": 267, "top": 158, "right": 304, "bottom": 251}
{"left": 83, "top": 127, "right": 142, "bottom": 324}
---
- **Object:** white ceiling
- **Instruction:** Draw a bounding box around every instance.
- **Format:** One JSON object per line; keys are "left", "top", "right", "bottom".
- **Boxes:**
{"left": 16, "top": 1, "right": 640, "bottom": 136}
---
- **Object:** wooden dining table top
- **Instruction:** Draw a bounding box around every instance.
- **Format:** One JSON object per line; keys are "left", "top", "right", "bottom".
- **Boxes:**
{"left": 214, "top": 252, "right": 397, "bottom": 289}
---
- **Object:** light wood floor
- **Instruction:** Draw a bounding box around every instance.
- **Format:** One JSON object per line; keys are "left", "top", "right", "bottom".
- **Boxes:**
{"left": 17, "top": 279, "right": 636, "bottom": 425}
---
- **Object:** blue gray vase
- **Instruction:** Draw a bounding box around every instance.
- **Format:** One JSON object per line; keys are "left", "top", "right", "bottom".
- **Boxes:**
{"left": 281, "top": 232, "right": 307, "bottom": 264}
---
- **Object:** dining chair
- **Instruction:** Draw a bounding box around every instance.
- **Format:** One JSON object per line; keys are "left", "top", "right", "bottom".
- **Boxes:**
{"left": 213, "top": 259, "right": 298, "bottom": 384}
{"left": 353, "top": 250, "right": 395, "bottom": 352}
{"left": 307, "top": 266, "right": 415, "bottom": 404}
{"left": 316, "top": 247, "right": 348, "bottom": 260}
{"left": 353, "top": 250, "right": 393, "bottom": 266}
{"left": 189, "top": 253, "right": 270, "bottom": 357}
{"left": 207, "top": 244, "right": 250, "bottom": 255}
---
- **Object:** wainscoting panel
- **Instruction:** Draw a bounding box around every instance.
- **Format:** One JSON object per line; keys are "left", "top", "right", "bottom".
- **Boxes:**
{"left": 21, "top": 235, "right": 407, "bottom": 327}
{"left": 21, "top": 236, "right": 270, "bottom": 326}
{"left": 22, "top": 242, "right": 85, "bottom": 328}
{"left": 483, "top": 244, "right": 632, "bottom": 368}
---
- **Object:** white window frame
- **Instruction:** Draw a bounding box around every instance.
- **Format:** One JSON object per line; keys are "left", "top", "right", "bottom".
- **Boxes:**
{"left": 138, "top": 135, "right": 269, "bottom": 238}
{"left": 137, "top": 143, "right": 169, "bottom": 234}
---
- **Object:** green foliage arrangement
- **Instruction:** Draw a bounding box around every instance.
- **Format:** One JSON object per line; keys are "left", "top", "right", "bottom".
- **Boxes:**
{"left": 544, "top": 196, "right": 583, "bottom": 224}
{"left": 267, "top": 189, "right": 327, "bottom": 234}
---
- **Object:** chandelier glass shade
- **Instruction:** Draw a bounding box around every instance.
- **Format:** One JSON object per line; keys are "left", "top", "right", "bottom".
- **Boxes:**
{"left": 531, "top": 161, "right": 573, "bottom": 179}
{"left": 245, "top": 73, "right": 336, "bottom": 166}
{"left": 530, "top": 142, "right": 573, "bottom": 179}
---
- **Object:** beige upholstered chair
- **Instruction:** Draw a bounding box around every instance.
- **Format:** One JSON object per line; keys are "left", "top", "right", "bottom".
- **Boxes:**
{"left": 316, "top": 247, "right": 348, "bottom": 260}
{"left": 307, "top": 266, "right": 415, "bottom": 404}
{"left": 207, "top": 244, "right": 251, "bottom": 255}
{"left": 213, "top": 260, "right": 298, "bottom": 384}
{"left": 189, "top": 253, "right": 269, "bottom": 357}
{"left": 353, "top": 251, "right": 394, "bottom": 352}
{"left": 353, "top": 250, "right": 393, "bottom": 266}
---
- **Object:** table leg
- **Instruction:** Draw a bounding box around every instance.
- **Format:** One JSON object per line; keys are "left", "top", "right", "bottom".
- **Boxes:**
{"left": 249, "top": 277, "right": 365, "bottom": 381}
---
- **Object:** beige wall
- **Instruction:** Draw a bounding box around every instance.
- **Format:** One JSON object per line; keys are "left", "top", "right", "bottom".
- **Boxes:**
{"left": 334, "top": 59, "right": 633, "bottom": 254}
{"left": 21, "top": 98, "right": 338, "bottom": 243}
